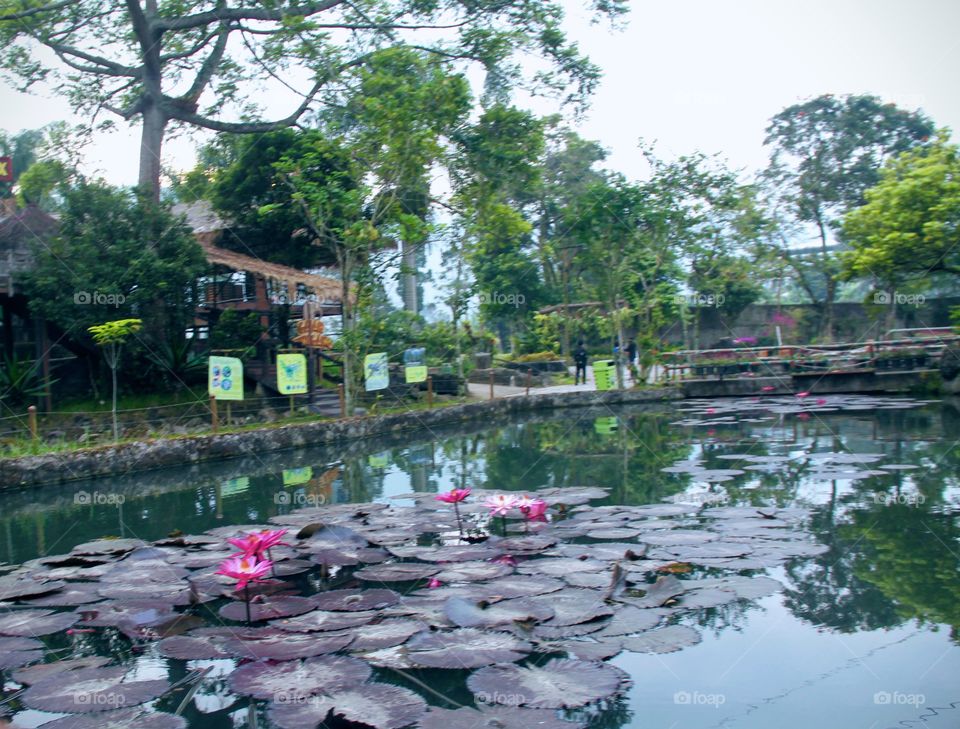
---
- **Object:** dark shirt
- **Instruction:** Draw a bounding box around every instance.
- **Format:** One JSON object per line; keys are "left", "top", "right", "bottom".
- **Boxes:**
{"left": 574, "top": 347, "right": 588, "bottom": 366}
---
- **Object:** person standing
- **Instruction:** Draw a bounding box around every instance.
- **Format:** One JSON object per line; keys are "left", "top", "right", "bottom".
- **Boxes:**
{"left": 574, "top": 341, "right": 588, "bottom": 385}
{"left": 627, "top": 338, "right": 638, "bottom": 366}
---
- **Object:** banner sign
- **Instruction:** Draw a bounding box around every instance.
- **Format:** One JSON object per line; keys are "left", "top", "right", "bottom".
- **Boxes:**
{"left": 209, "top": 356, "right": 244, "bottom": 400}
{"left": 364, "top": 352, "right": 389, "bottom": 391}
{"left": 403, "top": 347, "right": 427, "bottom": 384}
{"left": 283, "top": 467, "right": 313, "bottom": 486}
{"left": 220, "top": 476, "right": 250, "bottom": 497}
{"left": 277, "top": 353, "right": 308, "bottom": 394}
{"left": 593, "top": 360, "right": 615, "bottom": 392}
{"left": 0, "top": 157, "right": 12, "bottom": 182}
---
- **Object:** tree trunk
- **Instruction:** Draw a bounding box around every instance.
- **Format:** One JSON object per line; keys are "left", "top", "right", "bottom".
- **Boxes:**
{"left": 400, "top": 238, "right": 418, "bottom": 314}
{"left": 340, "top": 256, "right": 354, "bottom": 416}
{"left": 138, "top": 100, "right": 166, "bottom": 201}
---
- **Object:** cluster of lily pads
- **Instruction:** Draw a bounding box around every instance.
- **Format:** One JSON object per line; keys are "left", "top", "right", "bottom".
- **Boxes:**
{"left": 0, "top": 484, "right": 826, "bottom": 728}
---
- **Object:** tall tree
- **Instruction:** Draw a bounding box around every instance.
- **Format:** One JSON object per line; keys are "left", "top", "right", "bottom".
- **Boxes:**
{"left": 762, "top": 94, "right": 934, "bottom": 341}
{"left": 0, "top": 0, "right": 625, "bottom": 199}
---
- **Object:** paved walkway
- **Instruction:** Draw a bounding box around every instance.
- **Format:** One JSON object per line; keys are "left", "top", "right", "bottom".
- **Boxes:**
{"left": 466, "top": 364, "right": 643, "bottom": 399}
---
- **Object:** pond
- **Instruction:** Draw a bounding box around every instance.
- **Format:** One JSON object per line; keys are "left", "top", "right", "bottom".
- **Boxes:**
{"left": 0, "top": 394, "right": 958, "bottom": 729}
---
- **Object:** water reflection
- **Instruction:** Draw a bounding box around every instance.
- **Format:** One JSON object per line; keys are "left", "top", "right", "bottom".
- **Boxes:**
{"left": 1, "top": 399, "right": 958, "bottom": 728}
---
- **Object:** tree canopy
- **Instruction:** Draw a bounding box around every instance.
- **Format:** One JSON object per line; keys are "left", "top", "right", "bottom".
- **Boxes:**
{"left": 0, "top": 0, "right": 626, "bottom": 197}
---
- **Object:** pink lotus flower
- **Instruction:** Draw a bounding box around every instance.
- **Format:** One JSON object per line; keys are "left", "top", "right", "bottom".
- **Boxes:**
{"left": 435, "top": 488, "right": 471, "bottom": 504}
{"left": 761, "top": 386, "right": 775, "bottom": 392}
{"left": 520, "top": 499, "right": 549, "bottom": 522}
{"left": 795, "top": 391, "right": 810, "bottom": 399}
{"left": 706, "top": 408, "right": 716, "bottom": 414}
{"left": 428, "top": 577, "right": 442, "bottom": 589}
{"left": 514, "top": 495, "right": 536, "bottom": 510}
{"left": 216, "top": 554, "right": 273, "bottom": 591}
{"left": 228, "top": 529, "right": 289, "bottom": 558}
{"left": 485, "top": 494, "right": 519, "bottom": 516}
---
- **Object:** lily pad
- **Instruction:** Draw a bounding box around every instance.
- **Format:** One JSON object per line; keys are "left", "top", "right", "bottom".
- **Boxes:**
{"left": 621, "top": 624, "right": 701, "bottom": 653}
{"left": 533, "top": 589, "right": 614, "bottom": 626}
{"left": 269, "top": 683, "right": 427, "bottom": 729}
{"left": 229, "top": 654, "right": 371, "bottom": 699}
{"left": 11, "top": 655, "right": 112, "bottom": 685}
{"left": 435, "top": 561, "right": 513, "bottom": 583}
{"left": 467, "top": 658, "right": 629, "bottom": 709}
{"left": 406, "top": 628, "right": 532, "bottom": 668}
{"left": 444, "top": 597, "right": 554, "bottom": 628}
{"left": 157, "top": 628, "right": 237, "bottom": 660}
{"left": 37, "top": 709, "right": 187, "bottom": 729}
{"left": 218, "top": 596, "right": 314, "bottom": 622}
{"left": 417, "top": 705, "right": 586, "bottom": 729}
{"left": 223, "top": 627, "right": 354, "bottom": 660}
{"left": 22, "top": 665, "right": 170, "bottom": 713}
{"left": 346, "top": 619, "right": 424, "bottom": 651}
{"left": 354, "top": 562, "right": 441, "bottom": 582}
{"left": 272, "top": 609, "right": 378, "bottom": 634}
{"left": 0, "top": 608, "right": 78, "bottom": 636}
{"left": 312, "top": 588, "right": 400, "bottom": 611}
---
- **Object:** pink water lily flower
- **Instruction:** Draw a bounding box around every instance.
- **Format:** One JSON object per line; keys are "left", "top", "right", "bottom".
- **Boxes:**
{"left": 761, "top": 386, "right": 775, "bottom": 392}
{"left": 485, "top": 494, "right": 519, "bottom": 516}
{"left": 435, "top": 488, "right": 471, "bottom": 503}
{"left": 216, "top": 554, "right": 273, "bottom": 591}
{"left": 521, "top": 499, "right": 549, "bottom": 522}
{"left": 228, "top": 529, "right": 289, "bottom": 558}
{"left": 795, "top": 391, "right": 810, "bottom": 399}
{"left": 427, "top": 577, "right": 442, "bottom": 589}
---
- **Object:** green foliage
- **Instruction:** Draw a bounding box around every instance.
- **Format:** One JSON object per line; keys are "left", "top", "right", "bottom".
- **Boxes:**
{"left": 88, "top": 318, "right": 142, "bottom": 346}
{"left": 843, "top": 131, "right": 960, "bottom": 284}
{"left": 147, "top": 338, "right": 208, "bottom": 390}
{"left": 209, "top": 310, "right": 263, "bottom": 354}
{"left": 23, "top": 182, "right": 206, "bottom": 347}
{"left": 0, "top": 353, "right": 48, "bottom": 405}
{"left": 16, "top": 159, "right": 72, "bottom": 210}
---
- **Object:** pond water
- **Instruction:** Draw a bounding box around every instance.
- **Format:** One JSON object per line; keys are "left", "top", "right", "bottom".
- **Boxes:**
{"left": 1, "top": 395, "right": 959, "bottom": 729}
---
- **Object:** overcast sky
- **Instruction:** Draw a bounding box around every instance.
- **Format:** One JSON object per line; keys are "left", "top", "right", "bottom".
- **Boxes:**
{"left": 2, "top": 0, "right": 958, "bottom": 188}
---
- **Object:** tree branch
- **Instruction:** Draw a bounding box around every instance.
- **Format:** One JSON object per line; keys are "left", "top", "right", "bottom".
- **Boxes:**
{"left": 0, "top": 0, "right": 78, "bottom": 21}
{"left": 47, "top": 41, "right": 140, "bottom": 77}
{"left": 154, "top": 1, "right": 347, "bottom": 32}
{"left": 182, "top": 21, "right": 230, "bottom": 103}
{"left": 164, "top": 79, "right": 324, "bottom": 132}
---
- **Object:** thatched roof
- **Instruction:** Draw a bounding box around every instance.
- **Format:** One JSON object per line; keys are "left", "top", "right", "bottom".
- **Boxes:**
{"left": 0, "top": 204, "right": 58, "bottom": 293}
{"left": 173, "top": 201, "right": 346, "bottom": 303}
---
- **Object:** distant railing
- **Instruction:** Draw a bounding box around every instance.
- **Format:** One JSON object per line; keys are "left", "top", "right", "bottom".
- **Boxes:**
{"left": 660, "top": 334, "right": 959, "bottom": 382}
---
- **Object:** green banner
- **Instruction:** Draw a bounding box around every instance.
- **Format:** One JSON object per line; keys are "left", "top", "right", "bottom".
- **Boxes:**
{"left": 283, "top": 466, "right": 313, "bottom": 486}
{"left": 277, "top": 353, "right": 308, "bottom": 394}
{"left": 594, "top": 416, "right": 619, "bottom": 434}
{"left": 220, "top": 476, "right": 250, "bottom": 497}
{"left": 404, "top": 365, "right": 428, "bottom": 384}
{"left": 209, "top": 356, "right": 244, "bottom": 400}
{"left": 364, "top": 352, "right": 389, "bottom": 391}
{"left": 593, "top": 359, "right": 615, "bottom": 391}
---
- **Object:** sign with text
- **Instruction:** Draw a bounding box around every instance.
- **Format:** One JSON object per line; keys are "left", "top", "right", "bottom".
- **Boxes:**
{"left": 403, "top": 347, "right": 427, "bottom": 383}
{"left": 208, "top": 356, "right": 244, "bottom": 400}
{"left": 364, "top": 352, "right": 389, "bottom": 391}
{"left": 277, "top": 353, "right": 308, "bottom": 394}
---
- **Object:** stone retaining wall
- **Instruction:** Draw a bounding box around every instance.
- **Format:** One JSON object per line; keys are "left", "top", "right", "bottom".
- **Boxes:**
{"left": 0, "top": 388, "right": 681, "bottom": 488}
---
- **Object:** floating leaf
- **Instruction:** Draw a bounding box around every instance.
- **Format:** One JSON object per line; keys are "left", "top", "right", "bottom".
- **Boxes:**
{"left": 157, "top": 628, "right": 237, "bottom": 660}
{"left": 22, "top": 665, "right": 170, "bottom": 713}
{"left": 272, "top": 609, "right": 377, "bottom": 634}
{"left": 533, "top": 589, "right": 614, "bottom": 627}
{"left": 406, "top": 628, "right": 531, "bottom": 668}
{"left": 346, "top": 619, "right": 424, "bottom": 651}
{"left": 37, "top": 708, "right": 187, "bottom": 729}
{"left": 229, "top": 654, "right": 371, "bottom": 699}
{"left": 269, "top": 683, "right": 427, "bottom": 729}
{"left": 312, "top": 588, "right": 400, "bottom": 611}
{"left": 11, "top": 655, "right": 112, "bottom": 685}
{"left": 0, "top": 608, "right": 78, "bottom": 636}
{"left": 354, "top": 563, "right": 441, "bottom": 582}
{"left": 218, "top": 596, "right": 314, "bottom": 622}
{"left": 222, "top": 627, "right": 354, "bottom": 660}
{"left": 417, "top": 705, "right": 586, "bottom": 729}
{"left": 445, "top": 597, "right": 554, "bottom": 628}
{"left": 468, "top": 658, "right": 629, "bottom": 709}
{"left": 621, "top": 624, "right": 701, "bottom": 654}
{"left": 435, "top": 561, "right": 513, "bottom": 583}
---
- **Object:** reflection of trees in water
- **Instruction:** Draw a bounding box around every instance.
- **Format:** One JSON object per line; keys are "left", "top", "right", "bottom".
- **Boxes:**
{"left": 683, "top": 596, "right": 758, "bottom": 637}
{"left": 573, "top": 696, "right": 633, "bottom": 729}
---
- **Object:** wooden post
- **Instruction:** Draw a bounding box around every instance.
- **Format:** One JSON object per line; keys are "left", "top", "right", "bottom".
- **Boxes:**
{"left": 525, "top": 369, "right": 531, "bottom": 396}
{"left": 225, "top": 401, "right": 232, "bottom": 427}
{"left": 27, "top": 405, "right": 37, "bottom": 441}
{"left": 338, "top": 383, "right": 345, "bottom": 417}
{"left": 289, "top": 395, "right": 294, "bottom": 417}
{"left": 488, "top": 369, "right": 494, "bottom": 400}
{"left": 427, "top": 376, "right": 434, "bottom": 408}
{"left": 210, "top": 396, "right": 219, "bottom": 433}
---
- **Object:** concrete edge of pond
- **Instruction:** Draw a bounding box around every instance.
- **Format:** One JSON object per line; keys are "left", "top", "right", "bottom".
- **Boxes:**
{"left": 0, "top": 386, "right": 682, "bottom": 488}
